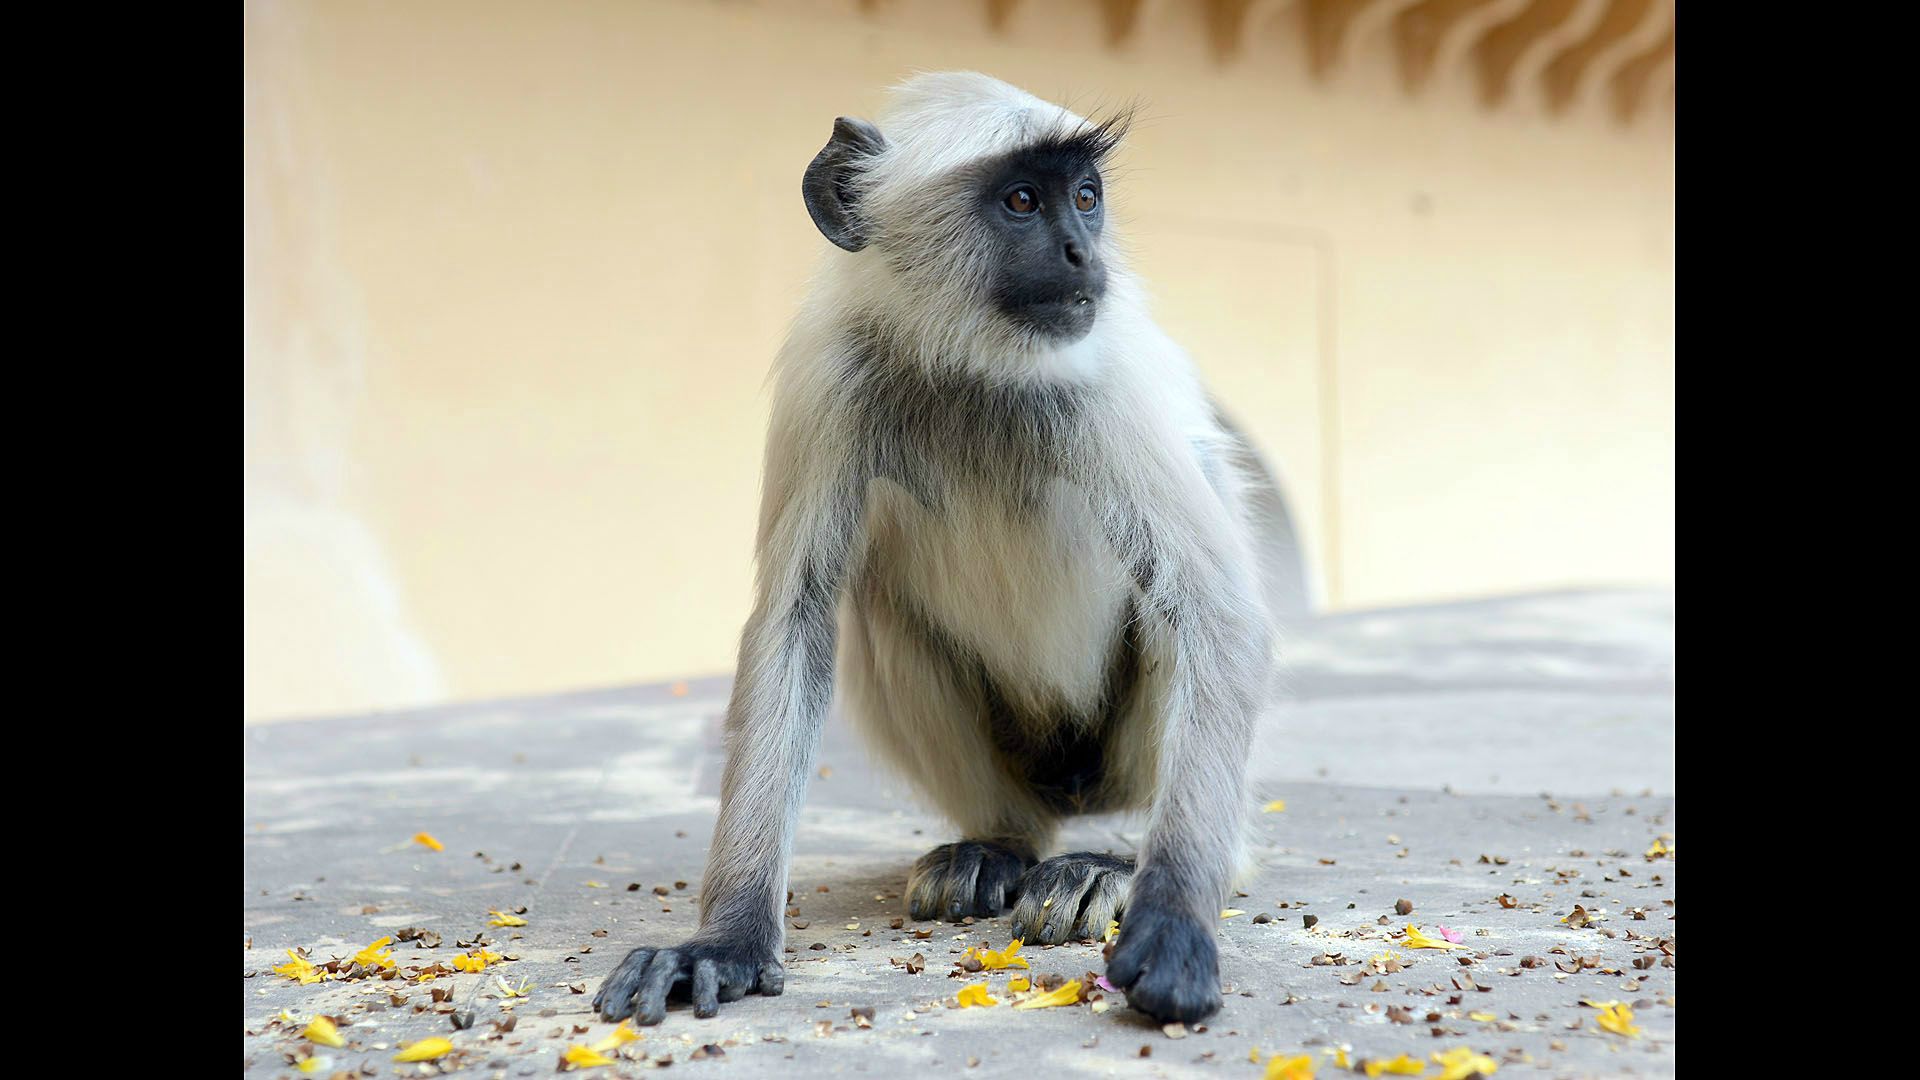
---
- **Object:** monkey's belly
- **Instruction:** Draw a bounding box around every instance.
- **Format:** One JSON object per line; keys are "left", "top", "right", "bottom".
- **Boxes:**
{"left": 856, "top": 478, "right": 1134, "bottom": 721}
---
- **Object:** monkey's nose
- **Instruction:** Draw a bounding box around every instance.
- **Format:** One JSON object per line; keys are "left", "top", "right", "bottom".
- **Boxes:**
{"left": 1063, "top": 239, "right": 1087, "bottom": 268}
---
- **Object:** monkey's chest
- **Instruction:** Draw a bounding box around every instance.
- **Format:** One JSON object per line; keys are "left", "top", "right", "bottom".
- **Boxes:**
{"left": 857, "top": 476, "right": 1134, "bottom": 716}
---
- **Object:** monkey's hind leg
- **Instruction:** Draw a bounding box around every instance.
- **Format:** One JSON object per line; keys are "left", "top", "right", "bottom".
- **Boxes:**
{"left": 839, "top": 588, "right": 1060, "bottom": 923}
{"left": 1009, "top": 852, "right": 1133, "bottom": 944}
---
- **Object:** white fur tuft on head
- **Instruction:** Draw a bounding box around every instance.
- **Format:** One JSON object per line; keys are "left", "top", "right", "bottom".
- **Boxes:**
{"left": 864, "top": 72, "right": 1094, "bottom": 190}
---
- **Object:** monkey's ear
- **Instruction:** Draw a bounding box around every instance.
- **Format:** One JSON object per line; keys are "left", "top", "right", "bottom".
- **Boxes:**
{"left": 803, "top": 116, "right": 888, "bottom": 252}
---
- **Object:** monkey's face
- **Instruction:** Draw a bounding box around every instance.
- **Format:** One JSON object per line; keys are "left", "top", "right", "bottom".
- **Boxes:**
{"left": 971, "top": 147, "right": 1110, "bottom": 343}
{"left": 802, "top": 95, "right": 1129, "bottom": 354}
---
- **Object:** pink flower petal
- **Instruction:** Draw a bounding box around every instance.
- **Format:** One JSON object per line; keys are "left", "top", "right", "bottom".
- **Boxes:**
{"left": 1436, "top": 925, "right": 1464, "bottom": 944}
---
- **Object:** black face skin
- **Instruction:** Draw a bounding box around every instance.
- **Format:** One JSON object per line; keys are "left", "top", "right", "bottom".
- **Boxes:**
{"left": 973, "top": 143, "right": 1110, "bottom": 342}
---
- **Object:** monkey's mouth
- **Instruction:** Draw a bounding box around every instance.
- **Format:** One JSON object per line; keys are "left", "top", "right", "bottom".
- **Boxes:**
{"left": 1005, "top": 292, "right": 1100, "bottom": 341}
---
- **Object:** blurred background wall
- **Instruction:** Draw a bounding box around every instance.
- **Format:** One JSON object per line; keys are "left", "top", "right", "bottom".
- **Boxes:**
{"left": 242, "top": 0, "right": 1674, "bottom": 723}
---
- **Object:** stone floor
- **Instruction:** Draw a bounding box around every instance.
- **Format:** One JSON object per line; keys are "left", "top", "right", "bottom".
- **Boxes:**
{"left": 243, "top": 588, "right": 1674, "bottom": 1078}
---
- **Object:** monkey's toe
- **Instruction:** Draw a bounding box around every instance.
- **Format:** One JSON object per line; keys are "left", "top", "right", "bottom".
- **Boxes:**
{"left": 906, "top": 840, "right": 1032, "bottom": 921}
{"left": 1009, "top": 852, "right": 1133, "bottom": 944}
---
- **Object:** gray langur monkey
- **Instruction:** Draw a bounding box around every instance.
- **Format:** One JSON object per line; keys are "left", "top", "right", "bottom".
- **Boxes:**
{"left": 595, "top": 71, "right": 1279, "bottom": 1027}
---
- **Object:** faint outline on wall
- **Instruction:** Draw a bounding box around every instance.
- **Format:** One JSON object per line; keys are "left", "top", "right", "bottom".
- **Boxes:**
{"left": 244, "top": 0, "right": 445, "bottom": 721}
{"left": 1155, "top": 215, "right": 1342, "bottom": 610}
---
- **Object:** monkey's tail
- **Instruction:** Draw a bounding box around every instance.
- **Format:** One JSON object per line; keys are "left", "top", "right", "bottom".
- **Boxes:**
{"left": 1209, "top": 399, "right": 1312, "bottom": 637}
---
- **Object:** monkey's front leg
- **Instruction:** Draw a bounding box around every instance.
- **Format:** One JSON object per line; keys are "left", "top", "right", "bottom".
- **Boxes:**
{"left": 596, "top": 552, "right": 846, "bottom": 1023}
{"left": 591, "top": 766, "right": 795, "bottom": 1024}
{"left": 1104, "top": 679, "right": 1259, "bottom": 1021}
{"left": 1104, "top": 568, "right": 1268, "bottom": 1022}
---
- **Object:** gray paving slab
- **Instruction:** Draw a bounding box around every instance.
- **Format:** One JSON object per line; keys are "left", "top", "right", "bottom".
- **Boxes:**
{"left": 243, "top": 588, "right": 1674, "bottom": 1079}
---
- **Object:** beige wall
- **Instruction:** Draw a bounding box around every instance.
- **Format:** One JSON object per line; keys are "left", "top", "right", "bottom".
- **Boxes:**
{"left": 242, "top": 0, "right": 1674, "bottom": 722}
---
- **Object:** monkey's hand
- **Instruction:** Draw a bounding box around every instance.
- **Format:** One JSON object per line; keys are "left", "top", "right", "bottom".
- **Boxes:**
{"left": 1104, "top": 893, "right": 1222, "bottom": 1024}
{"left": 592, "top": 936, "right": 785, "bottom": 1025}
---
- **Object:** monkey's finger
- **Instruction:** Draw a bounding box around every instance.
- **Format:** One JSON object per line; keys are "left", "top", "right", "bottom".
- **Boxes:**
{"left": 979, "top": 870, "right": 1010, "bottom": 914}
{"left": 594, "top": 986, "right": 635, "bottom": 1024}
{"left": 1074, "top": 873, "right": 1127, "bottom": 940}
{"left": 907, "top": 851, "right": 948, "bottom": 920}
{"left": 757, "top": 958, "right": 787, "bottom": 997}
{"left": 595, "top": 948, "right": 654, "bottom": 1022}
{"left": 1008, "top": 892, "right": 1045, "bottom": 941}
{"left": 634, "top": 949, "right": 683, "bottom": 1026}
{"left": 690, "top": 958, "right": 722, "bottom": 1019}
{"left": 1105, "top": 933, "right": 1146, "bottom": 988}
{"left": 1040, "top": 883, "right": 1090, "bottom": 943}
{"left": 946, "top": 847, "right": 983, "bottom": 919}
{"left": 717, "top": 977, "right": 749, "bottom": 1004}
{"left": 1077, "top": 896, "right": 1125, "bottom": 941}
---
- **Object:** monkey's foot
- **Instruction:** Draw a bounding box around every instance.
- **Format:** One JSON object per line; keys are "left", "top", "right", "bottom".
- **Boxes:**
{"left": 1008, "top": 852, "right": 1133, "bottom": 944}
{"left": 906, "top": 839, "right": 1033, "bottom": 921}
{"left": 1105, "top": 896, "right": 1222, "bottom": 1023}
{"left": 593, "top": 937, "right": 784, "bottom": 1025}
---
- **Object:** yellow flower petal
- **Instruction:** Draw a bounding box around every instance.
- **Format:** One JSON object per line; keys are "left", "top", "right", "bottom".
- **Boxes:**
{"left": 489, "top": 910, "right": 529, "bottom": 927}
{"left": 1402, "top": 924, "right": 1466, "bottom": 950}
{"left": 1365, "top": 1053, "right": 1426, "bottom": 1076}
{"left": 1103, "top": 919, "right": 1120, "bottom": 943}
{"left": 1008, "top": 976, "right": 1031, "bottom": 993}
{"left": 589, "top": 1021, "right": 643, "bottom": 1054}
{"left": 1265, "top": 1053, "right": 1315, "bottom": 1080}
{"left": 412, "top": 832, "right": 444, "bottom": 852}
{"left": 1325, "top": 1046, "right": 1353, "bottom": 1069}
{"left": 1013, "top": 978, "right": 1081, "bottom": 1009}
{"left": 1468, "top": 1012, "right": 1497, "bottom": 1022}
{"left": 956, "top": 983, "right": 998, "bottom": 1008}
{"left": 1263, "top": 799, "right": 1288, "bottom": 813}
{"left": 495, "top": 975, "right": 531, "bottom": 998}
{"left": 1645, "top": 838, "right": 1671, "bottom": 860}
{"left": 1589, "top": 1002, "right": 1642, "bottom": 1038}
{"left": 1430, "top": 1046, "right": 1499, "bottom": 1080}
{"left": 274, "top": 951, "right": 326, "bottom": 984}
{"left": 298, "top": 1056, "right": 332, "bottom": 1073}
{"left": 1221, "top": 909, "right": 1246, "bottom": 919}
{"left": 393, "top": 1037, "right": 454, "bottom": 1062}
{"left": 963, "top": 939, "right": 1030, "bottom": 971}
{"left": 302, "top": 1015, "right": 346, "bottom": 1048}
{"left": 452, "top": 948, "right": 503, "bottom": 973}
{"left": 352, "top": 936, "right": 396, "bottom": 971}
{"left": 563, "top": 1044, "right": 617, "bottom": 1068}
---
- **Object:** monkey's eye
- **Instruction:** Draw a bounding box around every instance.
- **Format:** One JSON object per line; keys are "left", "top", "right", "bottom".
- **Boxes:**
{"left": 1005, "top": 187, "right": 1038, "bottom": 214}
{"left": 1075, "top": 186, "right": 1098, "bottom": 212}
